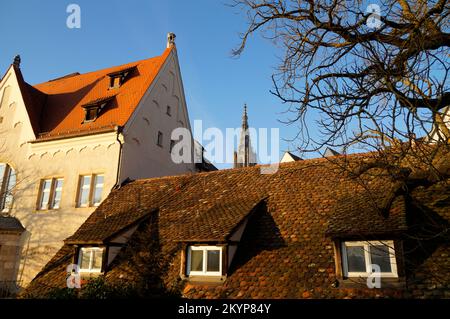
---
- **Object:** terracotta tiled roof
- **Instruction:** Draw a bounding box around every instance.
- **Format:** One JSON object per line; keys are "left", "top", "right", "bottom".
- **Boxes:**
{"left": 65, "top": 175, "right": 181, "bottom": 244}
{"left": 15, "top": 48, "right": 172, "bottom": 140}
{"left": 173, "top": 195, "right": 266, "bottom": 242}
{"left": 326, "top": 187, "right": 408, "bottom": 237}
{"left": 22, "top": 156, "right": 450, "bottom": 298}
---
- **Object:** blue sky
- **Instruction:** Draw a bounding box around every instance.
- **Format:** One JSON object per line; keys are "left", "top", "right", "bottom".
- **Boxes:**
{"left": 0, "top": 0, "right": 311, "bottom": 169}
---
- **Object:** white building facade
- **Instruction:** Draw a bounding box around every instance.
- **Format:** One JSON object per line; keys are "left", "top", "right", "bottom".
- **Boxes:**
{"left": 0, "top": 34, "right": 197, "bottom": 291}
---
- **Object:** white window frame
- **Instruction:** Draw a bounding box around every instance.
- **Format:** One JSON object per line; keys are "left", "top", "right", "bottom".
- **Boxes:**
{"left": 92, "top": 174, "right": 104, "bottom": 207}
{"left": 51, "top": 178, "right": 64, "bottom": 209}
{"left": 0, "top": 163, "right": 16, "bottom": 212}
{"left": 38, "top": 179, "right": 52, "bottom": 210}
{"left": 77, "top": 174, "right": 104, "bottom": 208}
{"left": 187, "top": 246, "right": 222, "bottom": 277}
{"left": 342, "top": 240, "right": 398, "bottom": 278}
{"left": 78, "top": 247, "right": 104, "bottom": 273}
{"left": 38, "top": 177, "right": 64, "bottom": 210}
{"left": 77, "top": 175, "right": 92, "bottom": 207}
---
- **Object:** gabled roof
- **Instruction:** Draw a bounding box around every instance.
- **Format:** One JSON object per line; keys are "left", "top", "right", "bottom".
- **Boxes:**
{"left": 173, "top": 195, "right": 266, "bottom": 242}
{"left": 326, "top": 192, "right": 408, "bottom": 237}
{"left": 281, "top": 151, "right": 302, "bottom": 162}
{"left": 12, "top": 48, "right": 172, "bottom": 140}
{"left": 324, "top": 147, "right": 340, "bottom": 157}
{"left": 22, "top": 152, "right": 450, "bottom": 299}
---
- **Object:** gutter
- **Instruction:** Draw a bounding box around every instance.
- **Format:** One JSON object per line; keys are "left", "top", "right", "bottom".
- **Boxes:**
{"left": 113, "top": 125, "right": 124, "bottom": 189}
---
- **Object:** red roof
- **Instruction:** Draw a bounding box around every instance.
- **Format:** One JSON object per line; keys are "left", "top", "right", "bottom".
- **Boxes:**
{"left": 15, "top": 48, "right": 172, "bottom": 140}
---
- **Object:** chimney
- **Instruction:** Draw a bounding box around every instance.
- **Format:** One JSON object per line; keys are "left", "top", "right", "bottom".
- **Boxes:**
{"left": 13, "top": 55, "right": 21, "bottom": 68}
{"left": 167, "top": 32, "right": 176, "bottom": 48}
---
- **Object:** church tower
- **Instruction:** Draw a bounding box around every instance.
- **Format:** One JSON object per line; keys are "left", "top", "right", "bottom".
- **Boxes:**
{"left": 234, "top": 104, "right": 257, "bottom": 168}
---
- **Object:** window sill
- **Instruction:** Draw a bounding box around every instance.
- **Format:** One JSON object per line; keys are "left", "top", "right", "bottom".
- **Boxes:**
{"left": 35, "top": 208, "right": 60, "bottom": 213}
{"left": 82, "top": 119, "right": 97, "bottom": 124}
{"left": 79, "top": 272, "right": 104, "bottom": 280}
{"left": 336, "top": 277, "right": 406, "bottom": 289}
{"left": 183, "top": 275, "right": 226, "bottom": 285}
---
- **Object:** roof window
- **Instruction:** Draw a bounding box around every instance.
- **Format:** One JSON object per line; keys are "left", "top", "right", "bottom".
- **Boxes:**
{"left": 107, "top": 66, "right": 136, "bottom": 89}
{"left": 82, "top": 96, "right": 115, "bottom": 123}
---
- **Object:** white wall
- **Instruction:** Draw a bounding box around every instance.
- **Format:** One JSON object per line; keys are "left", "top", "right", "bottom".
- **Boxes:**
{"left": 0, "top": 48, "right": 197, "bottom": 288}
{"left": 120, "top": 49, "right": 195, "bottom": 181}
{"left": 0, "top": 66, "right": 121, "bottom": 287}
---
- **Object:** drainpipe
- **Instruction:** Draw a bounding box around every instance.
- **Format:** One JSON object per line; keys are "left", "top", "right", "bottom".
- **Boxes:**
{"left": 113, "top": 125, "right": 124, "bottom": 189}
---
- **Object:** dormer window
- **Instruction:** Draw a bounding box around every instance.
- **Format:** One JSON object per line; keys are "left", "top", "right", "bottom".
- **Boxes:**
{"left": 84, "top": 107, "right": 99, "bottom": 122}
{"left": 341, "top": 240, "right": 398, "bottom": 278}
{"left": 107, "top": 66, "right": 136, "bottom": 89}
{"left": 0, "top": 163, "right": 16, "bottom": 212}
{"left": 82, "top": 96, "right": 115, "bottom": 123}
{"left": 187, "top": 246, "right": 223, "bottom": 277}
{"left": 78, "top": 247, "right": 104, "bottom": 273}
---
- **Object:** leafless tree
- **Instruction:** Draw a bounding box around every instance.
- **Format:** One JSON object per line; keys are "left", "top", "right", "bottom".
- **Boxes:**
{"left": 232, "top": 0, "right": 449, "bottom": 155}
{"left": 232, "top": 0, "right": 450, "bottom": 285}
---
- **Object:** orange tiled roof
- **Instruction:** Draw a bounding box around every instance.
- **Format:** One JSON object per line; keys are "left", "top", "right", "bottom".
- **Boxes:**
{"left": 18, "top": 48, "right": 172, "bottom": 140}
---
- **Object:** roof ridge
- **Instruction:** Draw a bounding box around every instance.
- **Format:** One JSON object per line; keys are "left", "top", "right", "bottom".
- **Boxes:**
{"left": 127, "top": 151, "right": 375, "bottom": 185}
{"left": 33, "top": 48, "right": 172, "bottom": 87}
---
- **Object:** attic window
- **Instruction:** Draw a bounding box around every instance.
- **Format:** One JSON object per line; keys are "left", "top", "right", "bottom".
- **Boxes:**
{"left": 82, "top": 97, "right": 114, "bottom": 123}
{"left": 85, "top": 107, "right": 99, "bottom": 122}
{"left": 78, "top": 247, "right": 104, "bottom": 273}
{"left": 107, "top": 66, "right": 136, "bottom": 89}
{"left": 341, "top": 240, "right": 398, "bottom": 278}
{"left": 187, "top": 246, "right": 222, "bottom": 277}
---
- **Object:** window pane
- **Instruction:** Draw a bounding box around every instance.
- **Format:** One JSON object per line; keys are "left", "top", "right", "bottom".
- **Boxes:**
{"left": 0, "top": 164, "right": 5, "bottom": 182}
{"left": 190, "top": 250, "right": 203, "bottom": 272}
{"left": 370, "top": 245, "right": 392, "bottom": 273}
{"left": 206, "top": 250, "right": 220, "bottom": 272}
{"left": 40, "top": 179, "right": 52, "bottom": 209}
{"left": 0, "top": 164, "right": 6, "bottom": 209}
{"left": 79, "top": 176, "right": 91, "bottom": 206}
{"left": 346, "top": 245, "right": 366, "bottom": 273}
{"left": 52, "top": 179, "right": 63, "bottom": 209}
{"left": 80, "top": 250, "right": 91, "bottom": 269}
{"left": 92, "top": 249, "right": 103, "bottom": 270}
{"left": 93, "top": 175, "right": 104, "bottom": 205}
{"left": 82, "top": 176, "right": 91, "bottom": 187}
{"left": 3, "top": 168, "right": 15, "bottom": 210}
{"left": 79, "top": 189, "right": 89, "bottom": 206}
